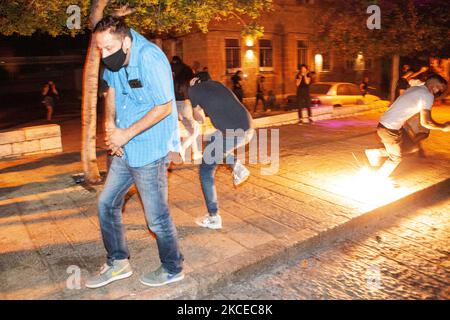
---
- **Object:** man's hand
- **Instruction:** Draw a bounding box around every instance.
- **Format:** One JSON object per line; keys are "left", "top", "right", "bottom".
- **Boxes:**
{"left": 104, "top": 122, "right": 123, "bottom": 156}
{"left": 109, "top": 146, "right": 125, "bottom": 157}
{"left": 106, "top": 127, "right": 132, "bottom": 148}
{"left": 105, "top": 127, "right": 131, "bottom": 156}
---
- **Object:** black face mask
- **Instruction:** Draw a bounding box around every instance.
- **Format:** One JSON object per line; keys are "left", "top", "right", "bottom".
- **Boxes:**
{"left": 102, "top": 46, "right": 126, "bottom": 72}
{"left": 433, "top": 91, "right": 443, "bottom": 98}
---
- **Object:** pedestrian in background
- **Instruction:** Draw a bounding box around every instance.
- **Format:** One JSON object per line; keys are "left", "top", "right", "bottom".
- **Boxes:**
{"left": 296, "top": 64, "right": 312, "bottom": 123}
{"left": 360, "top": 76, "right": 369, "bottom": 97}
{"left": 395, "top": 64, "right": 412, "bottom": 99}
{"left": 41, "top": 80, "right": 59, "bottom": 121}
{"left": 231, "top": 70, "right": 244, "bottom": 103}
{"left": 254, "top": 76, "right": 267, "bottom": 113}
{"left": 192, "top": 61, "right": 212, "bottom": 82}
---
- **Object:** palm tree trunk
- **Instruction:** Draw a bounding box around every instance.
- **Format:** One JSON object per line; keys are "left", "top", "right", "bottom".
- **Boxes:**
{"left": 81, "top": 38, "right": 102, "bottom": 184}
{"left": 81, "top": 0, "right": 109, "bottom": 184}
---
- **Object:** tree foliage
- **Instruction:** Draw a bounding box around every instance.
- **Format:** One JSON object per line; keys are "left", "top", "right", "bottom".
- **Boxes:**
{"left": 0, "top": 0, "right": 273, "bottom": 37}
{"left": 314, "top": 0, "right": 449, "bottom": 58}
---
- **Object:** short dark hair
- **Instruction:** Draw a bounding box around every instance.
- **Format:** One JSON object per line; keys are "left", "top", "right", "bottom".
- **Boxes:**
{"left": 172, "top": 56, "right": 182, "bottom": 64}
{"left": 93, "top": 16, "right": 132, "bottom": 39}
{"left": 426, "top": 73, "right": 448, "bottom": 86}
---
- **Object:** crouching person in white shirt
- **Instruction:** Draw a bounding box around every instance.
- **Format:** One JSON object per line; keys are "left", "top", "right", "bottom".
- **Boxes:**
{"left": 365, "top": 74, "right": 449, "bottom": 177}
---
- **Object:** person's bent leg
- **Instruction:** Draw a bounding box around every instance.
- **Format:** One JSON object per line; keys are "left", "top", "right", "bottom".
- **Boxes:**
{"left": 198, "top": 134, "right": 222, "bottom": 229}
{"left": 224, "top": 129, "right": 254, "bottom": 186}
{"left": 180, "top": 112, "right": 201, "bottom": 161}
{"left": 254, "top": 96, "right": 259, "bottom": 113}
{"left": 197, "top": 160, "right": 222, "bottom": 229}
{"left": 376, "top": 125, "right": 403, "bottom": 177}
{"left": 46, "top": 105, "right": 53, "bottom": 121}
{"left": 200, "top": 160, "right": 219, "bottom": 216}
{"left": 262, "top": 96, "right": 268, "bottom": 111}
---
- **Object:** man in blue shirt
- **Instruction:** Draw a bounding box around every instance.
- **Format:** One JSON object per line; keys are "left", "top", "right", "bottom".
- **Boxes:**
{"left": 86, "top": 16, "right": 184, "bottom": 288}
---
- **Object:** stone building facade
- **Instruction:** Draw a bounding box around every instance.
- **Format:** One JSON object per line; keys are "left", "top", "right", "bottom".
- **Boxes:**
{"left": 160, "top": 0, "right": 382, "bottom": 107}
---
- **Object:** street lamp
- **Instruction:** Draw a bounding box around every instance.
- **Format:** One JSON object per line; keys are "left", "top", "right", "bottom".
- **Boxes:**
{"left": 245, "top": 36, "right": 255, "bottom": 61}
{"left": 315, "top": 54, "right": 323, "bottom": 73}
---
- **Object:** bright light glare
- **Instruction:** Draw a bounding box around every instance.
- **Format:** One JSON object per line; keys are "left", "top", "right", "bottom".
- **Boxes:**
{"left": 331, "top": 166, "right": 409, "bottom": 210}
{"left": 245, "top": 49, "right": 254, "bottom": 60}
{"left": 245, "top": 37, "right": 254, "bottom": 47}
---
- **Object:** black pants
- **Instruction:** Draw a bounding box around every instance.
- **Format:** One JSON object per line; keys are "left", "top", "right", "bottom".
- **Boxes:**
{"left": 254, "top": 93, "right": 266, "bottom": 112}
{"left": 233, "top": 88, "right": 244, "bottom": 102}
{"left": 297, "top": 89, "right": 311, "bottom": 119}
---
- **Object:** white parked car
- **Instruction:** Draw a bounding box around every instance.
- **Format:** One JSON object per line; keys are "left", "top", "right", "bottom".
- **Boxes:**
{"left": 309, "top": 82, "right": 381, "bottom": 107}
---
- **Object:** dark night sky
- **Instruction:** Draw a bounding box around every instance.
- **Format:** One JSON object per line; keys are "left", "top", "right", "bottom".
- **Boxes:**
{"left": 0, "top": 32, "right": 90, "bottom": 57}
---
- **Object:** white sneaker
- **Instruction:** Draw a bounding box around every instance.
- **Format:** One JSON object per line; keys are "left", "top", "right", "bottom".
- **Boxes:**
{"left": 179, "top": 146, "right": 186, "bottom": 163}
{"left": 365, "top": 149, "right": 382, "bottom": 167}
{"left": 377, "top": 159, "right": 400, "bottom": 178}
{"left": 233, "top": 163, "right": 250, "bottom": 187}
{"left": 195, "top": 214, "right": 222, "bottom": 229}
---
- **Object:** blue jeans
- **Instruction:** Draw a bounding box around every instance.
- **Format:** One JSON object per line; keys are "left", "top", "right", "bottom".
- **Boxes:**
{"left": 98, "top": 155, "right": 183, "bottom": 274}
{"left": 200, "top": 129, "right": 254, "bottom": 215}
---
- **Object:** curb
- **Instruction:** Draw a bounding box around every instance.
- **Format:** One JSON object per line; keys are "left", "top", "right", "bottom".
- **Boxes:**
{"left": 128, "top": 177, "right": 449, "bottom": 300}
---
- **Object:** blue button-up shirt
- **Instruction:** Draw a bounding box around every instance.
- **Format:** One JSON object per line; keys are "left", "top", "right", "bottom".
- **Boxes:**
{"left": 103, "top": 29, "right": 180, "bottom": 167}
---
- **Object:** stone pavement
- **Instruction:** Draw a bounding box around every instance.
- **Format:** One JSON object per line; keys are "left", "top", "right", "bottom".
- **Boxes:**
{"left": 0, "top": 107, "right": 449, "bottom": 299}
{"left": 204, "top": 191, "right": 450, "bottom": 299}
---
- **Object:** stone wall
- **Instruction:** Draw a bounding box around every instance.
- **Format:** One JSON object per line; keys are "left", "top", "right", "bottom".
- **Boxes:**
{"left": 0, "top": 124, "right": 63, "bottom": 159}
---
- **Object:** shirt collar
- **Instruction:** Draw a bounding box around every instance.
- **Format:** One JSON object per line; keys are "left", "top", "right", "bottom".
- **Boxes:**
{"left": 127, "top": 29, "right": 142, "bottom": 68}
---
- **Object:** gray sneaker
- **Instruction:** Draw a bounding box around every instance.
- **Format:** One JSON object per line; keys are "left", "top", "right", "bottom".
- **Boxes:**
{"left": 85, "top": 259, "right": 133, "bottom": 289}
{"left": 195, "top": 214, "right": 222, "bottom": 229}
{"left": 233, "top": 162, "right": 250, "bottom": 187}
{"left": 140, "top": 265, "right": 184, "bottom": 287}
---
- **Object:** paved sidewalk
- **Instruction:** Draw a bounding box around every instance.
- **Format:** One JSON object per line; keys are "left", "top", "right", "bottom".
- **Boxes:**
{"left": 205, "top": 192, "right": 450, "bottom": 299}
{"left": 0, "top": 108, "right": 449, "bottom": 299}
